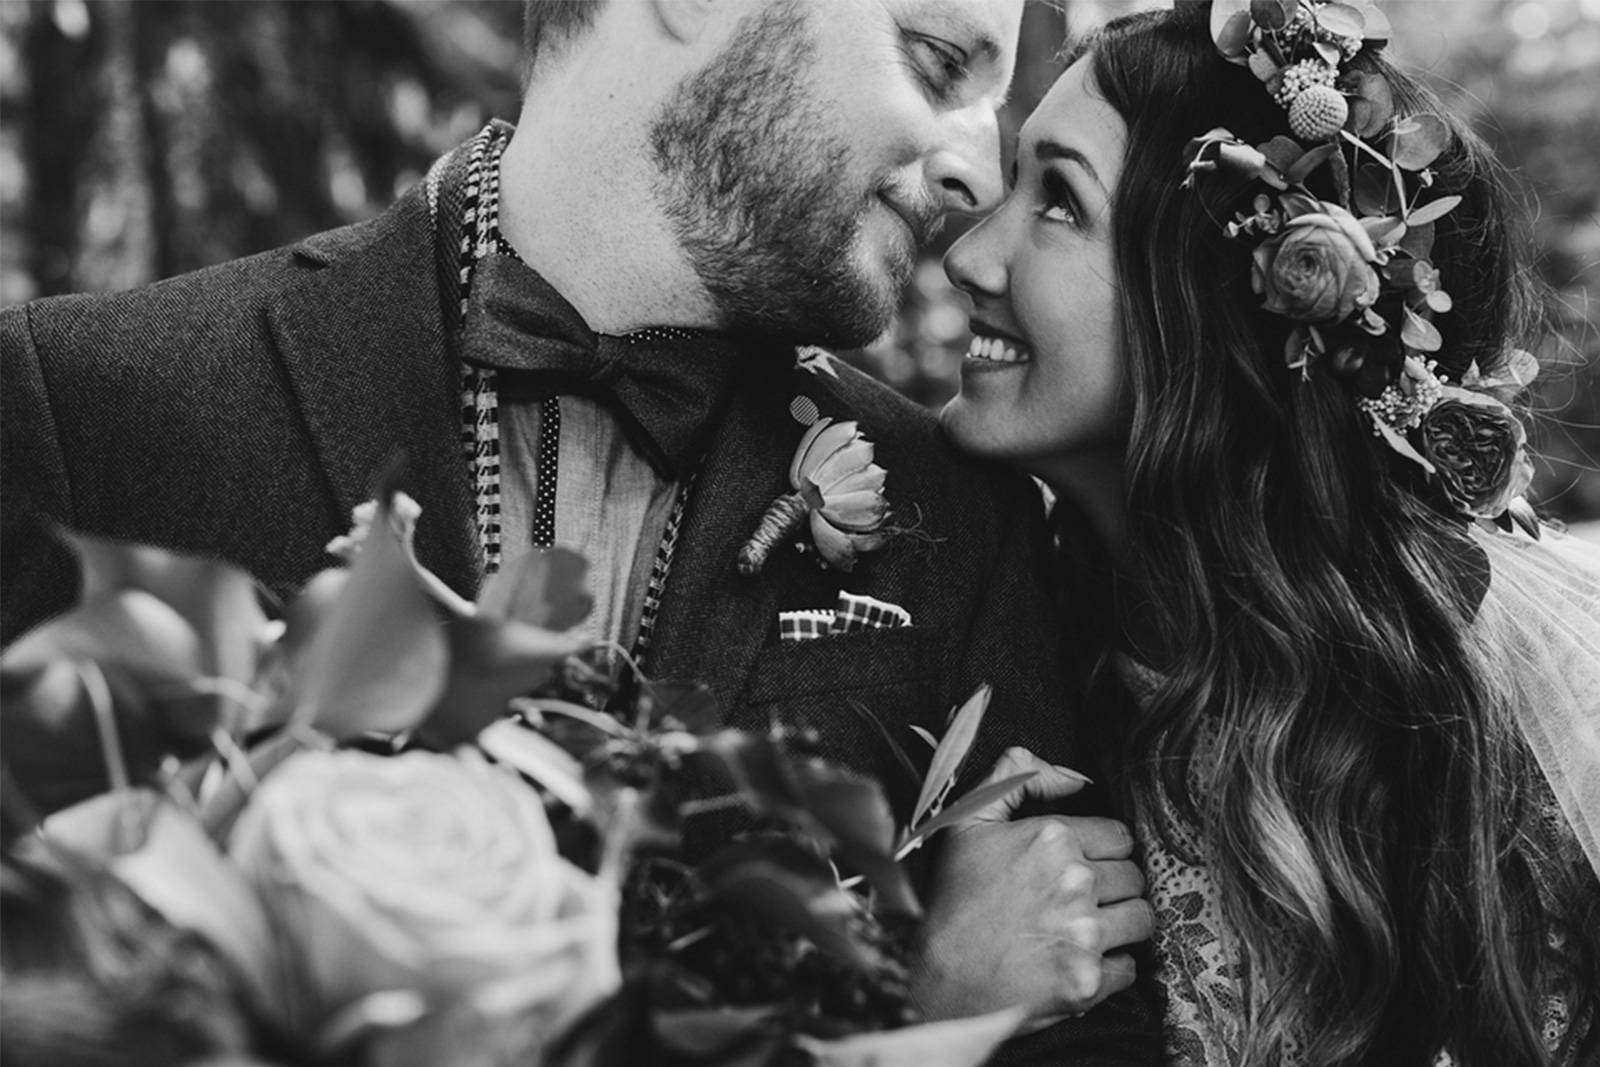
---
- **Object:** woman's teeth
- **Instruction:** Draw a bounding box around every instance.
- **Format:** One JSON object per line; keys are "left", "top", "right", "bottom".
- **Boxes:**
{"left": 964, "top": 335, "right": 1031, "bottom": 364}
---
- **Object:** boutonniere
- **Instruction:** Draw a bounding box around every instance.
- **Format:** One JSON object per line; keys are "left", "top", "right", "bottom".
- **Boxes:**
{"left": 737, "top": 387, "right": 891, "bottom": 576}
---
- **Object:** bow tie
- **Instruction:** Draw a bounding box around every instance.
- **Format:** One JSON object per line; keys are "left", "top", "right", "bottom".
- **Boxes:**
{"left": 459, "top": 252, "right": 753, "bottom": 479}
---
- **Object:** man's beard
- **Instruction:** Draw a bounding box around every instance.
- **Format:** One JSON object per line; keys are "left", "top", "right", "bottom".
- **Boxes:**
{"left": 648, "top": 1, "right": 922, "bottom": 348}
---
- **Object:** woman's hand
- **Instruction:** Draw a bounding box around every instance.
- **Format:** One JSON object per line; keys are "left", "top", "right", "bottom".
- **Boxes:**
{"left": 909, "top": 747, "right": 1154, "bottom": 1029}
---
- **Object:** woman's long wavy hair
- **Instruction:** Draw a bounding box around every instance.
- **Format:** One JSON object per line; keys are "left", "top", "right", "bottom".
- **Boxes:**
{"left": 1077, "top": 7, "right": 1600, "bottom": 1064}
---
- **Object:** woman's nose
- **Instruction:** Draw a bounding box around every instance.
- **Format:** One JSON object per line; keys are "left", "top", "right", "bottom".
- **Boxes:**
{"left": 943, "top": 214, "right": 1008, "bottom": 300}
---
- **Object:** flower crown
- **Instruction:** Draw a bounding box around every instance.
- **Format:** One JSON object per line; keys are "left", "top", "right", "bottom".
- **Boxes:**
{"left": 1181, "top": 0, "right": 1539, "bottom": 535}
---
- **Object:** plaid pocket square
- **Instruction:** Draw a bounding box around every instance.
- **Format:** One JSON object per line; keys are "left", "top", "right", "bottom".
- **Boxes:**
{"left": 778, "top": 593, "right": 911, "bottom": 643}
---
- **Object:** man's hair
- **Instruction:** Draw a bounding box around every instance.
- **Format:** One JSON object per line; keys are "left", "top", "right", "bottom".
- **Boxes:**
{"left": 522, "top": 0, "right": 604, "bottom": 69}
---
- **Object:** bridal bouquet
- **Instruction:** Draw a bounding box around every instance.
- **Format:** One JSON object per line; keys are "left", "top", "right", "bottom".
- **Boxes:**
{"left": 0, "top": 485, "right": 1031, "bottom": 1067}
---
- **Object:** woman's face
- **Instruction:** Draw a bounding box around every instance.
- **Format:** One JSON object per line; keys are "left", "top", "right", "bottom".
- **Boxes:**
{"left": 939, "top": 58, "right": 1128, "bottom": 482}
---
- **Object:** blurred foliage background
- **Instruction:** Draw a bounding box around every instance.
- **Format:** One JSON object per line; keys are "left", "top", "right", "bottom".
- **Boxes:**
{"left": 1, "top": 0, "right": 1596, "bottom": 521}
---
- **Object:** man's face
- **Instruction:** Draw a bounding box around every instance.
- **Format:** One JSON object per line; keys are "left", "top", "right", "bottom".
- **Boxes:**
{"left": 649, "top": 0, "right": 1023, "bottom": 348}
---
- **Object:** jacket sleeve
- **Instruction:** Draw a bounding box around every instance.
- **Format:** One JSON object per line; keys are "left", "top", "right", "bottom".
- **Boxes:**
{"left": 943, "top": 470, "right": 1165, "bottom": 1066}
{"left": 2, "top": 302, "right": 81, "bottom": 645}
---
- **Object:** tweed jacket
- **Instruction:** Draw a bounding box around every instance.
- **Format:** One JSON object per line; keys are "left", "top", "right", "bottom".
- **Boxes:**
{"left": 0, "top": 180, "right": 1159, "bottom": 1064}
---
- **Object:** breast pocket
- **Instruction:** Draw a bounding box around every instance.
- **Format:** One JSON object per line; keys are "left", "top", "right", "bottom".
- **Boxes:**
{"left": 738, "top": 627, "right": 943, "bottom": 792}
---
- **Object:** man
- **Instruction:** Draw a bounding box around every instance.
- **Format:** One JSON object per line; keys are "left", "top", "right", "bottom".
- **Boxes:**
{"left": 1, "top": 1, "right": 1156, "bottom": 1058}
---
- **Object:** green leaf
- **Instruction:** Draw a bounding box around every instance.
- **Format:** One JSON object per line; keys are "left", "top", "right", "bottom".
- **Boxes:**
{"left": 1404, "top": 194, "right": 1461, "bottom": 227}
{"left": 477, "top": 719, "right": 593, "bottom": 814}
{"left": 653, "top": 1005, "right": 783, "bottom": 1057}
{"left": 911, "top": 685, "right": 992, "bottom": 828}
{"left": 846, "top": 698, "right": 920, "bottom": 786}
{"left": 61, "top": 531, "right": 267, "bottom": 698}
{"left": 790, "top": 760, "right": 919, "bottom": 915}
{"left": 896, "top": 772, "right": 1037, "bottom": 859}
{"left": 793, "top": 1006, "right": 1028, "bottom": 1067}
{"left": 112, "top": 799, "right": 295, "bottom": 1025}
{"left": 700, "top": 839, "right": 878, "bottom": 972}
{"left": 1284, "top": 142, "right": 1338, "bottom": 185}
{"left": 478, "top": 547, "right": 594, "bottom": 631}
{"left": 2, "top": 589, "right": 203, "bottom": 688}
{"left": 1354, "top": 163, "right": 1404, "bottom": 215}
{"left": 288, "top": 496, "right": 448, "bottom": 739}
{"left": 421, "top": 614, "right": 581, "bottom": 748}
{"left": 640, "top": 680, "right": 720, "bottom": 734}
{"left": 908, "top": 724, "right": 939, "bottom": 751}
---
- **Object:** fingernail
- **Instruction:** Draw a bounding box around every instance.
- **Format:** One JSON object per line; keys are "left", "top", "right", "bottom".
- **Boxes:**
{"left": 1058, "top": 766, "right": 1094, "bottom": 784}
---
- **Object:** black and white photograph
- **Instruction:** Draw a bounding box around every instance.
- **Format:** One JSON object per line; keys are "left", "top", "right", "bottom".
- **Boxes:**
{"left": 1, "top": 2, "right": 1598, "bottom": 1065}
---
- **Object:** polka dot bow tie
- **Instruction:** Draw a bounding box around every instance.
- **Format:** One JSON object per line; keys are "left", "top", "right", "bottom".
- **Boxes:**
{"left": 461, "top": 251, "right": 754, "bottom": 480}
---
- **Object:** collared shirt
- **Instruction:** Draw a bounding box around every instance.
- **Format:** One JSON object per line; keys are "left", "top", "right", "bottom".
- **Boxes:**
{"left": 497, "top": 397, "right": 678, "bottom": 649}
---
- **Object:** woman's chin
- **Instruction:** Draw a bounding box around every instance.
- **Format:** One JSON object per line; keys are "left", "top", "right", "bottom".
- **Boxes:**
{"left": 939, "top": 394, "right": 1014, "bottom": 461}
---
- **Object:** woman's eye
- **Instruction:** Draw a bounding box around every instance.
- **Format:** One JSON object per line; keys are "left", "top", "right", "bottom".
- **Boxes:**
{"left": 1039, "top": 171, "right": 1081, "bottom": 226}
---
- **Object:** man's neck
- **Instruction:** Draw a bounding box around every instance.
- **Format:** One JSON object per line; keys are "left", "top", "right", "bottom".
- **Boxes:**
{"left": 496, "top": 88, "right": 721, "bottom": 336}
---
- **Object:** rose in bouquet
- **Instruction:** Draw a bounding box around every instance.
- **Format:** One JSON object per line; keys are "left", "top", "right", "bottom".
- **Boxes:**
{"left": 2, "top": 479, "right": 1034, "bottom": 1067}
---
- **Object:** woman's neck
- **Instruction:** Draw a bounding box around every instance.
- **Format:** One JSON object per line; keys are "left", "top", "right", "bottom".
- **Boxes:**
{"left": 1041, "top": 451, "right": 1127, "bottom": 560}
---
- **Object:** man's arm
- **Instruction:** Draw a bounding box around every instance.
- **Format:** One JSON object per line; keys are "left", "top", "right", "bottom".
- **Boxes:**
{"left": 1, "top": 303, "right": 80, "bottom": 646}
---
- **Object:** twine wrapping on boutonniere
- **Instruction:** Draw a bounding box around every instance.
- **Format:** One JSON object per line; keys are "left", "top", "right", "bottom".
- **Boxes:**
{"left": 737, "top": 353, "right": 892, "bottom": 576}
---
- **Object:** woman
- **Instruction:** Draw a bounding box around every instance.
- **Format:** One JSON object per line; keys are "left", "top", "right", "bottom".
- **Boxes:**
{"left": 939, "top": 3, "right": 1600, "bottom": 1064}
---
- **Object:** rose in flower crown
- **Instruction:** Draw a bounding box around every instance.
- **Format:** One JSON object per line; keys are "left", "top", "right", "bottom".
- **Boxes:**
{"left": 1252, "top": 201, "right": 1379, "bottom": 324}
{"left": 1182, "top": 0, "right": 1542, "bottom": 533}
{"left": 1419, "top": 387, "right": 1535, "bottom": 521}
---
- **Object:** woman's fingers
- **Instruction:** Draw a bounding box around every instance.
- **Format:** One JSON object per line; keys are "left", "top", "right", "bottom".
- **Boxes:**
{"left": 963, "top": 746, "right": 1093, "bottom": 824}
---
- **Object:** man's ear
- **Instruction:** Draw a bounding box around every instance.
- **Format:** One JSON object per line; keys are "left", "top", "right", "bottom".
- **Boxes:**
{"left": 650, "top": 0, "right": 721, "bottom": 44}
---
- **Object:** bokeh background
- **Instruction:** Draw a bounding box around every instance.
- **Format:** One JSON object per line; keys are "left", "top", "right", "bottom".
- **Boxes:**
{"left": 2, "top": 0, "right": 1596, "bottom": 525}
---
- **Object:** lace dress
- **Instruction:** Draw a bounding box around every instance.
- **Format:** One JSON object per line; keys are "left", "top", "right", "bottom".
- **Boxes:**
{"left": 1120, "top": 526, "right": 1600, "bottom": 1066}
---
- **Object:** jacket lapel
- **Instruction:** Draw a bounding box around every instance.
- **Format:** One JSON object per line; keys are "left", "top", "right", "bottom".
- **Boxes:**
{"left": 264, "top": 188, "right": 481, "bottom": 598}
{"left": 648, "top": 362, "right": 799, "bottom": 715}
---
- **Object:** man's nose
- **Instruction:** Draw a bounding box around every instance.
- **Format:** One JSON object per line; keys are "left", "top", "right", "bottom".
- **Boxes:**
{"left": 925, "top": 109, "right": 1004, "bottom": 215}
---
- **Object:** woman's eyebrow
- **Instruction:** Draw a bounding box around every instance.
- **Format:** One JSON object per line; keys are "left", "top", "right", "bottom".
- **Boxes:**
{"left": 1034, "top": 140, "right": 1106, "bottom": 194}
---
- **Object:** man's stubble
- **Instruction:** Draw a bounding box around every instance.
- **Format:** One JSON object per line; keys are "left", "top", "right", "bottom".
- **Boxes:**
{"left": 647, "top": 0, "right": 915, "bottom": 349}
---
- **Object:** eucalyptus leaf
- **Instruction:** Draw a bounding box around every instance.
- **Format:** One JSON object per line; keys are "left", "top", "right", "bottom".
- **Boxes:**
{"left": 908, "top": 724, "right": 939, "bottom": 752}
{"left": 1250, "top": 0, "right": 1294, "bottom": 31}
{"left": 911, "top": 684, "right": 991, "bottom": 828}
{"left": 1315, "top": 2, "right": 1366, "bottom": 39}
{"left": 1391, "top": 114, "right": 1450, "bottom": 171}
{"left": 1401, "top": 306, "right": 1443, "bottom": 352}
{"left": 1211, "top": 0, "right": 1254, "bottom": 61}
{"left": 1404, "top": 194, "right": 1461, "bottom": 227}
{"left": 1373, "top": 419, "right": 1436, "bottom": 474}
{"left": 1360, "top": 215, "right": 1406, "bottom": 249}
